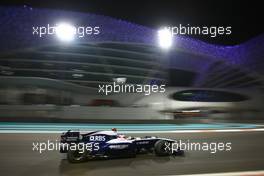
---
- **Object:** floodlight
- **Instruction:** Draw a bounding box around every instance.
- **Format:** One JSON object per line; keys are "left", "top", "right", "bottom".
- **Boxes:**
{"left": 56, "top": 23, "right": 76, "bottom": 42}
{"left": 158, "top": 27, "right": 173, "bottom": 49}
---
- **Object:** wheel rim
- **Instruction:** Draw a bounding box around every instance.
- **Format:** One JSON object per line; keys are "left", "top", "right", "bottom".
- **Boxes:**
{"left": 72, "top": 150, "right": 85, "bottom": 161}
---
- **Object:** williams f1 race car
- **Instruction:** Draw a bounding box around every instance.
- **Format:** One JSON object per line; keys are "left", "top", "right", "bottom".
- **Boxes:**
{"left": 60, "top": 128, "right": 184, "bottom": 163}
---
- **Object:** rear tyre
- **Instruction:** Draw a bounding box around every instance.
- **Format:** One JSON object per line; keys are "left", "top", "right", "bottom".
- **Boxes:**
{"left": 67, "top": 149, "right": 88, "bottom": 163}
{"left": 129, "top": 149, "right": 137, "bottom": 158}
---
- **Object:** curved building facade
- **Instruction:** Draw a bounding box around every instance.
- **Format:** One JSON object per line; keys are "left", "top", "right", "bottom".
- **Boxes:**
{"left": 0, "top": 6, "right": 263, "bottom": 119}
{"left": 1, "top": 42, "right": 167, "bottom": 88}
{"left": 0, "top": 6, "right": 263, "bottom": 90}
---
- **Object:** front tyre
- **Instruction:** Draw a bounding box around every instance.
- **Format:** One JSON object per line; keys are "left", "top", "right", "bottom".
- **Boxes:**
{"left": 154, "top": 140, "right": 170, "bottom": 156}
{"left": 174, "top": 149, "right": 184, "bottom": 156}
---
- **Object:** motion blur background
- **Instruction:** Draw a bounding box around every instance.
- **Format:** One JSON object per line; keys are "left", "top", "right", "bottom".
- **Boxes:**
{"left": 1, "top": 1, "right": 264, "bottom": 176}
{"left": 0, "top": 0, "right": 264, "bottom": 122}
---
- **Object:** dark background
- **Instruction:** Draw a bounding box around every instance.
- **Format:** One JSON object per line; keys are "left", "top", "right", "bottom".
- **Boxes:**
{"left": 1, "top": 0, "right": 263, "bottom": 45}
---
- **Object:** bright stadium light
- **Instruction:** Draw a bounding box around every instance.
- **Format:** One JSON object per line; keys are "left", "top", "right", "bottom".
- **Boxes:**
{"left": 56, "top": 23, "right": 76, "bottom": 42}
{"left": 158, "top": 27, "right": 173, "bottom": 49}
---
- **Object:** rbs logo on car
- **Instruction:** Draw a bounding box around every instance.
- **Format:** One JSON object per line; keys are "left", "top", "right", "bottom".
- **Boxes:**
{"left": 89, "top": 135, "right": 106, "bottom": 142}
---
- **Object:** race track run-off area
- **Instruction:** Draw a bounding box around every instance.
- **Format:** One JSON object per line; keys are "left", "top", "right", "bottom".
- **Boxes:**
{"left": 0, "top": 122, "right": 264, "bottom": 176}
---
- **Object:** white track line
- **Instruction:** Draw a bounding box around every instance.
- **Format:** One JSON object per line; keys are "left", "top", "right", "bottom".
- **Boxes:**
{"left": 1, "top": 128, "right": 264, "bottom": 134}
{"left": 172, "top": 170, "right": 264, "bottom": 176}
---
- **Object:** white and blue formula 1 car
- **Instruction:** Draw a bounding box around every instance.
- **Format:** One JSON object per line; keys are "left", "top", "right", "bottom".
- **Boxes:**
{"left": 60, "top": 128, "right": 184, "bottom": 163}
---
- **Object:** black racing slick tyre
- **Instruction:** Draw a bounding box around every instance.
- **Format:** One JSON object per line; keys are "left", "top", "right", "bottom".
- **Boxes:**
{"left": 154, "top": 140, "right": 170, "bottom": 156}
{"left": 67, "top": 149, "right": 88, "bottom": 163}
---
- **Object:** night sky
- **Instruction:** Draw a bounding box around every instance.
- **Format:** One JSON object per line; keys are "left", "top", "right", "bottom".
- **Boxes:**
{"left": 1, "top": 0, "right": 264, "bottom": 45}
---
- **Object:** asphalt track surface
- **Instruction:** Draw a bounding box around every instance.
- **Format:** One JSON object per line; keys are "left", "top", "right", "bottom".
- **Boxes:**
{"left": 1, "top": 131, "right": 264, "bottom": 176}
